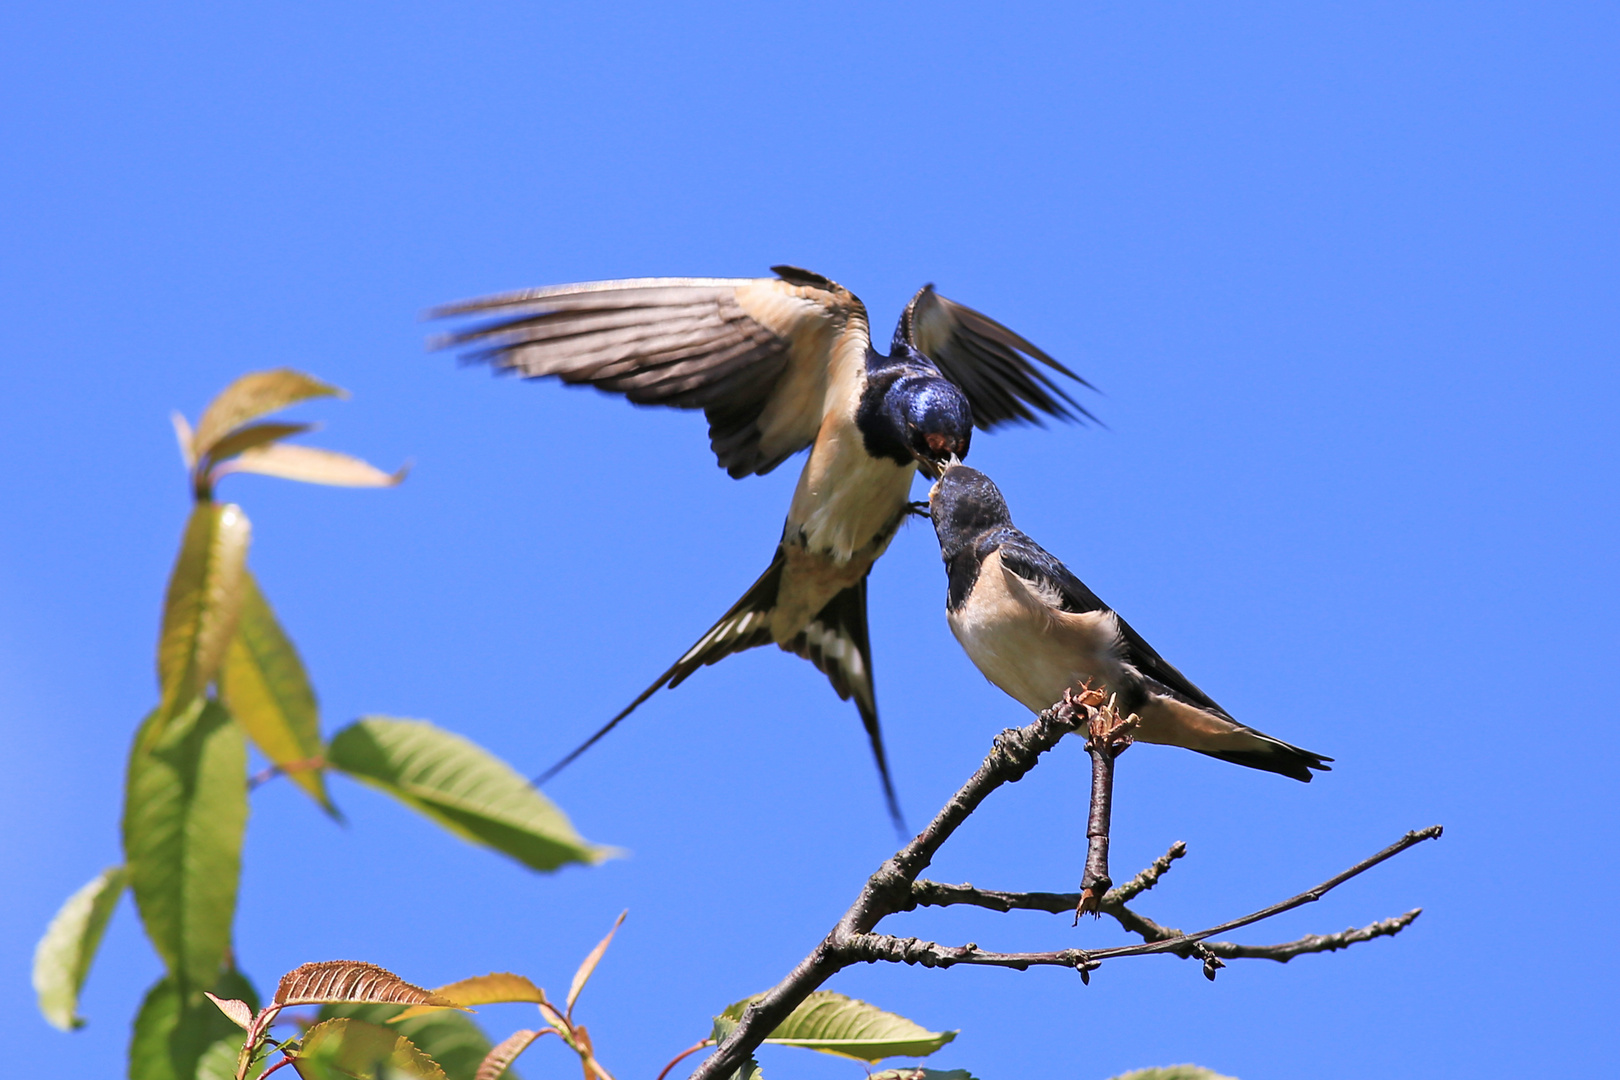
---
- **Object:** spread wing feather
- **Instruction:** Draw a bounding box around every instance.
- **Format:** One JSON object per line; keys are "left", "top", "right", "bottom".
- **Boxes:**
{"left": 900, "top": 285, "right": 1097, "bottom": 428}
{"left": 432, "top": 269, "right": 868, "bottom": 478}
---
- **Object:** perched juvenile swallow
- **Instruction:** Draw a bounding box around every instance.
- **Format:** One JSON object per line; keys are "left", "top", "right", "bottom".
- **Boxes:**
{"left": 434, "top": 266, "right": 1094, "bottom": 828}
{"left": 928, "top": 465, "right": 1331, "bottom": 781}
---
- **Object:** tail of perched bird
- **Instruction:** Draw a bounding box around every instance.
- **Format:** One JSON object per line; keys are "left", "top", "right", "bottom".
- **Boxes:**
{"left": 1131, "top": 686, "right": 1332, "bottom": 783}
{"left": 533, "top": 552, "right": 906, "bottom": 834}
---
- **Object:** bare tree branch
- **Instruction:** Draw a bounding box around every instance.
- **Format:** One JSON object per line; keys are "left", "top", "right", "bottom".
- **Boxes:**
{"left": 1080, "top": 705, "right": 1137, "bottom": 914}
{"left": 909, "top": 841, "right": 1187, "bottom": 914}
{"left": 685, "top": 686, "right": 1442, "bottom": 1080}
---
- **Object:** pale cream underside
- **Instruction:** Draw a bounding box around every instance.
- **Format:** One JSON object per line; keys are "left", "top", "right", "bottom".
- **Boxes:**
{"left": 948, "top": 550, "right": 1273, "bottom": 754}
{"left": 736, "top": 280, "right": 915, "bottom": 645}
{"left": 948, "top": 550, "right": 1129, "bottom": 713}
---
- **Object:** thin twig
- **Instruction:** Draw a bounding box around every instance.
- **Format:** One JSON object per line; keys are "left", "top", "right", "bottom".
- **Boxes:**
{"left": 1082, "top": 825, "right": 1443, "bottom": 964}
{"left": 908, "top": 841, "right": 1187, "bottom": 915}
{"left": 655, "top": 1040, "right": 714, "bottom": 1080}
{"left": 247, "top": 757, "right": 325, "bottom": 792}
{"left": 1109, "top": 840, "right": 1187, "bottom": 903}
{"left": 685, "top": 684, "right": 1442, "bottom": 1080}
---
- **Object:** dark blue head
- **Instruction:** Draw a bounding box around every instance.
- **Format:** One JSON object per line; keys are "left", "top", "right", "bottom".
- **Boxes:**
{"left": 928, "top": 464, "right": 1012, "bottom": 560}
{"left": 883, "top": 373, "right": 974, "bottom": 478}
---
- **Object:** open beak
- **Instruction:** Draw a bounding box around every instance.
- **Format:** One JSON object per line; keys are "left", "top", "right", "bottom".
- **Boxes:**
{"left": 918, "top": 451, "right": 962, "bottom": 482}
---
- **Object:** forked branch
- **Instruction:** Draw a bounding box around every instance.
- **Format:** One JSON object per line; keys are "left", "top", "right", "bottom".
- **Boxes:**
{"left": 687, "top": 691, "right": 1440, "bottom": 1080}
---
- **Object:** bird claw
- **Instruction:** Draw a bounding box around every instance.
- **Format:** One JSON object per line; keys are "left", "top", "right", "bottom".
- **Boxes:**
{"left": 1063, "top": 680, "right": 1108, "bottom": 712}
{"left": 1085, "top": 696, "right": 1138, "bottom": 754}
{"left": 905, "top": 500, "right": 930, "bottom": 519}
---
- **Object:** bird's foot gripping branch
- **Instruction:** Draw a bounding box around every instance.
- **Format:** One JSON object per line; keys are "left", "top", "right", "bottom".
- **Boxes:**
{"left": 690, "top": 693, "right": 1442, "bottom": 1080}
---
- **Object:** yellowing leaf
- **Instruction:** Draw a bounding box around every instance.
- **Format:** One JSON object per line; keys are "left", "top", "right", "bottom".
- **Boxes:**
{"left": 192, "top": 370, "right": 343, "bottom": 459}
{"left": 220, "top": 444, "right": 406, "bottom": 488}
{"left": 294, "top": 1018, "right": 446, "bottom": 1080}
{"left": 567, "top": 912, "right": 625, "bottom": 1017}
{"left": 717, "top": 991, "right": 956, "bottom": 1064}
{"left": 219, "top": 571, "right": 331, "bottom": 812}
{"left": 172, "top": 412, "right": 197, "bottom": 470}
{"left": 327, "top": 717, "right": 614, "bottom": 873}
{"left": 155, "top": 503, "right": 251, "bottom": 741}
{"left": 204, "top": 993, "right": 254, "bottom": 1031}
{"left": 124, "top": 701, "right": 247, "bottom": 990}
{"left": 204, "top": 421, "right": 317, "bottom": 467}
{"left": 32, "top": 865, "right": 130, "bottom": 1030}
{"left": 274, "top": 962, "right": 462, "bottom": 1010}
{"left": 392, "top": 972, "right": 546, "bottom": 1022}
{"left": 476, "top": 1029, "right": 543, "bottom": 1080}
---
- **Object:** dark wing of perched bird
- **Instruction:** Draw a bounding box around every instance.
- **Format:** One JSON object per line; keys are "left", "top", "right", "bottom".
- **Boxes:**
{"left": 431, "top": 266, "right": 866, "bottom": 478}
{"left": 993, "top": 531, "right": 1233, "bottom": 715}
{"left": 900, "top": 285, "right": 1098, "bottom": 428}
{"left": 993, "top": 531, "right": 1331, "bottom": 781}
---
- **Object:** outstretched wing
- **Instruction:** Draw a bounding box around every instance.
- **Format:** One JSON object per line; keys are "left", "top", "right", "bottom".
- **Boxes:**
{"left": 899, "top": 285, "right": 1097, "bottom": 428}
{"left": 993, "top": 531, "right": 1227, "bottom": 715}
{"left": 432, "top": 266, "right": 870, "bottom": 478}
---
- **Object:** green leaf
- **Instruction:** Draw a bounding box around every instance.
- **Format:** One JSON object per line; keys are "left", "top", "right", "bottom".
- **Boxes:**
{"left": 1106, "top": 1070, "right": 1237, "bottom": 1080}
{"left": 192, "top": 370, "right": 343, "bottom": 460}
{"left": 326, "top": 718, "right": 614, "bottom": 873}
{"left": 218, "top": 444, "right": 407, "bottom": 488}
{"left": 33, "top": 864, "right": 130, "bottom": 1029}
{"left": 218, "top": 571, "right": 331, "bottom": 812}
{"left": 154, "top": 503, "right": 251, "bottom": 744}
{"left": 124, "top": 700, "right": 248, "bottom": 990}
{"left": 129, "top": 969, "right": 262, "bottom": 1080}
{"left": 320, "top": 1003, "right": 518, "bottom": 1080}
{"left": 293, "top": 1019, "right": 446, "bottom": 1080}
{"left": 717, "top": 991, "right": 955, "bottom": 1064}
{"left": 707, "top": 1016, "right": 765, "bottom": 1080}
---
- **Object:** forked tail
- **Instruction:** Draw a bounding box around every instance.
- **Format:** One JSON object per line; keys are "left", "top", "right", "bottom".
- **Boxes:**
{"left": 533, "top": 552, "right": 909, "bottom": 837}
{"left": 785, "top": 575, "right": 907, "bottom": 836}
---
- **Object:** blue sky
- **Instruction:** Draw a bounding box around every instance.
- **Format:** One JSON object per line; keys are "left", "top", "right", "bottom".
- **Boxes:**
{"left": 2, "top": 3, "right": 1616, "bottom": 1077}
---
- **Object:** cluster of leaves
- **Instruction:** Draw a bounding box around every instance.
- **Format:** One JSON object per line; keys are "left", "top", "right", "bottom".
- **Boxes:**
{"left": 32, "top": 372, "right": 610, "bottom": 1079}
{"left": 205, "top": 916, "right": 978, "bottom": 1080}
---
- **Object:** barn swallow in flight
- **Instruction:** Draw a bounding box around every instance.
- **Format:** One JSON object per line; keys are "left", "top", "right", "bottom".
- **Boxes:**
{"left": 433, "top": 266, "right": 1094, "bottom": 829}
{"left": 928, "top": 465, "right": 1331, "bottom": 781}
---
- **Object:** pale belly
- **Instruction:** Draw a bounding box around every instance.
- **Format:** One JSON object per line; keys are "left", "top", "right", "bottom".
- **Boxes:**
{"left": 947, "top": 554, "right": 1128, "bottom": 714}
{"left": 768, "top": 426, "right": 915, "bottom": 643}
